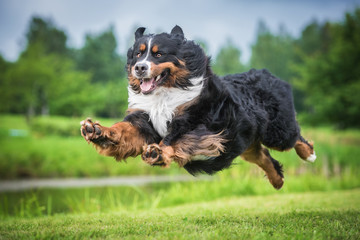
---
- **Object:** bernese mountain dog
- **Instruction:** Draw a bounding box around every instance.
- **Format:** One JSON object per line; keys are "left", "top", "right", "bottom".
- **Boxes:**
{"left": 81, "top": 25, "right": 316, "bottom": 189}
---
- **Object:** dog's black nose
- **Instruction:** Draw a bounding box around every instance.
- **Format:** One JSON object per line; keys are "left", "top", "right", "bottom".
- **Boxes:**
{"left": 134, "top": 63, "right": 148, "bottom": 76}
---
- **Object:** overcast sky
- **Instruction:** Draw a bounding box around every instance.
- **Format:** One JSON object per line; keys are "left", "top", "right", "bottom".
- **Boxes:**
{"left": 0, "top": 0, "right": 359, "bottom": 62}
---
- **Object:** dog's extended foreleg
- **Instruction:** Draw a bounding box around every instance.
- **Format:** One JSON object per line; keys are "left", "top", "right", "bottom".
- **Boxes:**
{"left": 81, "top": 118, "right": 148, "bottom": 160}
{"left": 81, "top": 111, "right": 161, "bottom": 161}
{"left": 141, "top": 128, "right": 226, "bottom": 167}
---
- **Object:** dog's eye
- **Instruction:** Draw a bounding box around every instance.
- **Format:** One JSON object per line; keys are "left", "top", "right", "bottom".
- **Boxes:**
{"left": 136, "top": 52, "right": 142, "bottom": 58}
{"left": 155, "top": 53, "right": 162, "bottom": 58}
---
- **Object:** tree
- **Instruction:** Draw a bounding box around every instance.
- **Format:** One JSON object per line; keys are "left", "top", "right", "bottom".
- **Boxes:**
{"left": 0, "top": 16, "right": 95, "bottom": 118}
{"left": 294, "top": 8, "right": 360, "bottom": 128}
{"left": 1, "top": 17, "right": 129, "bottom": 118}
{"left": 250, "top": 21, "right": 295, "bottom": 81}
{"left": 295, "top": 20, "right": 323, "bottom": 56}
{"left": 0, "top": 55, "right": 14, "bottom": 113}
{"left": 74, "top": 26, "right": 129, "bottom": 117}
{"left": 3, "top": 43, "right": 92, "bottom": 117}
{"left": 17, "top": 16, "right": 71, "bottom": 116}
{"left": 25, "top": 16, "right": 68, "bottom": 57}
{"left": 1, "top": 43, "right": 52, "bottom": 116}
{"left": 249, "top": 21, "right": 307, "bottom": 111}
{"left": 213, "top": 39, "right": 246, "bottom": 76}
{"left": 76, "top": 26, "right": 126, "bottom": 83}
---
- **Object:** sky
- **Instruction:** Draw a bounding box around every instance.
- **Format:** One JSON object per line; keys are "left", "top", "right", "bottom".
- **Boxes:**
{"left": 0, "top": 0, "right": 359, "bottom": 63}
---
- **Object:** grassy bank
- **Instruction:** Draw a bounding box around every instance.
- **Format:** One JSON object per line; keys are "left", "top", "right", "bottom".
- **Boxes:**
{"left": 1, "top": 114, "right": 360, "bottom": 179}
{"left": 1, "top": 172, "right": 359, "bottom": 218}
{"left": 1, "top": 189, "right": 359, "bottom": 239}
{"left": 0, "top": 115, "right": 185, "bottom": 178}
{"left": 1, "top": 115, "right": 360, "bottom": 239}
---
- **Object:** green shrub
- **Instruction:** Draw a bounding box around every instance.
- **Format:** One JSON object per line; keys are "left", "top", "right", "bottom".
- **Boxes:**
{"left": 30, "top": 116, "right": 80, "bottom": 137}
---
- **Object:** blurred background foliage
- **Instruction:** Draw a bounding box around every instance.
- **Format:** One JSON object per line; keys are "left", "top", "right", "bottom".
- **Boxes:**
{"left": 1, "top": 8, "right": 360, "bottom": 221}
{"left": 1, "top": 8, "right": 360, "bottom": 128}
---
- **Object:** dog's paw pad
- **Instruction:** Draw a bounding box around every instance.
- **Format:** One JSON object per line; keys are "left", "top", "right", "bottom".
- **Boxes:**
{"left": 80, "top": 118, "right": 103, "bottom": 142}
{"left": 142, "top": 144, "right": 165, "bottom": 166}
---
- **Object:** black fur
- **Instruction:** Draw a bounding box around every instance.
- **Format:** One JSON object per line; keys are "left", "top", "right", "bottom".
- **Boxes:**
{"left": 179, "top": 69, "right": 299, "bottom": 175}
{"left": 126, "top": 26, "right": 303, "bottom": 175}
{"left": 123, "top": 111, "right": 162, "bottom": 144}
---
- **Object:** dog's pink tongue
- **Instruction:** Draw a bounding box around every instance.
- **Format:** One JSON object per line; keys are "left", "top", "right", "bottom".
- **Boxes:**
{"left": 140, "top": 79, "right": 154, "bottom": 92}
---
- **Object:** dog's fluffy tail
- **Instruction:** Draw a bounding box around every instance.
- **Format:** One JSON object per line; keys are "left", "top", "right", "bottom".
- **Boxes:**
{"left": 294, "top": 135, "right": 316, "bottom": 162}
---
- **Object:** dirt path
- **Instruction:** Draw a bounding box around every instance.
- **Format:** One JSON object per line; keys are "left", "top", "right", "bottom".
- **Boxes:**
{"left": 0, "top": 175, "right": 212, "bottom": 192}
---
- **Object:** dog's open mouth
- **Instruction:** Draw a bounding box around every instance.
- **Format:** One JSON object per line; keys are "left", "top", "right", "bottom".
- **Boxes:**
{"left": 140, "top": 70, "right": 168, "bottom": 94}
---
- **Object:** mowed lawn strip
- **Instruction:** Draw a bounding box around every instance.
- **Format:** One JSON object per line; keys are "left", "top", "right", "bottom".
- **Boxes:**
{"left": 1, "top": 189, "right": 359, "bottom": 239}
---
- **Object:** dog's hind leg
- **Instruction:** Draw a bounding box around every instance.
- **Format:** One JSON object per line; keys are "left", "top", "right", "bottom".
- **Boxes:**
{"left": 294, "top": 135, "right": 316, "bottom": 162}
{"left": 241, "top": 142, "right": 284, "bottom": 189}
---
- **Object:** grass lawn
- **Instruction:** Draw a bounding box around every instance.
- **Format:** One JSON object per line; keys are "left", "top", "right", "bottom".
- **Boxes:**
{"left": 1, "top": 189, "right": 359, "bottom": 239}
{"left": 0, "top": 115, "right": 186, "bottom": 179}
{"left": 1, "top": 114, "right": 360, "bottom": 180}
{"left": 1, "top": 115, "right": 360, "bottom": 239}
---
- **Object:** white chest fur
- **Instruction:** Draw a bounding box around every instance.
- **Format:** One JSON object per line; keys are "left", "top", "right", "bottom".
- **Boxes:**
{"left": 128, "top": 77, "right": 204, "bottom": 137}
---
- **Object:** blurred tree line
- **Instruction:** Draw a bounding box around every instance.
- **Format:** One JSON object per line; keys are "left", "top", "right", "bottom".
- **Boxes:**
{"left": 0, "top": 8, "right": 359, "bottom": 128}
{"left": 0, "top": 17, "right": 128, "bottom": 119}
{"left": 249, "top": 8, "right": 360, "bottom": 128}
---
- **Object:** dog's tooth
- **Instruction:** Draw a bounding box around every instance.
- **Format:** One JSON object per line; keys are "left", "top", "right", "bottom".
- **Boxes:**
{"left": 156, "top": 75, "right": 160, "bottom": 81}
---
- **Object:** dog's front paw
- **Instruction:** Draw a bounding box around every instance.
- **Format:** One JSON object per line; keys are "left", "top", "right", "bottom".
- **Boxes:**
{"left": 80, "top": 118, "right": 115, "bottom": 147}
{"left": 80, "top": 118, "right": 101, "bottom": 142}
{"left": 142, "top": 144, "right": 170, "bottom": 167}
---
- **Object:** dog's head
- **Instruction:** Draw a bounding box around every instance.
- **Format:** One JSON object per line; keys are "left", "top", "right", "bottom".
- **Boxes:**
{"left": 126, "top": 25, "right": 208, "bottom": 94}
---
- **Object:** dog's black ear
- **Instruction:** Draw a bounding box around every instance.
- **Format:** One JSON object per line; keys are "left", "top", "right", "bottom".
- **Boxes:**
{"left": 171, "top": 25, "right": 184, "bottom": 40}
{"left": 135, "top": 27, "right": 146, "bottom": 40}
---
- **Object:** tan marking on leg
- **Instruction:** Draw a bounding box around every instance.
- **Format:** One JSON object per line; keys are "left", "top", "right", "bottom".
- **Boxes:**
{"left": 81, "top": 120, "right": 146, "bottom": 161}
{"left": 294, "top": 140, "right": 314, "bottom": 160}
{"left": 142, "top": 132, "right": 226, "bottom": 168}
{"left": 241, "top": 143, "right": 284, "bottom": 189}
{"left": 171, "top": 132, "right": 226, "bottom": 167}
{"left": 160, "top": 145, "right": 175, "bottom": 167}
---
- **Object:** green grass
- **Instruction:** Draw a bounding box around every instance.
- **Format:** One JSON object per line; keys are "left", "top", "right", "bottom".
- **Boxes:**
{"left": 1, "top": 172, "right": 359, "bottom": 218}
{"left": 0, "top": 115, "right": 186, "bottom": 179}
{"left": 1, "top": 114, "right": 360, "bottom": 179}
{"left": 1, "top": 189, "right": 359, "bottom": 239}
{"left": 0, "top": 135, "right": 187, "bottom": 178}
{"left": 1, "top": 115, "right": 360, "bottom": 239}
